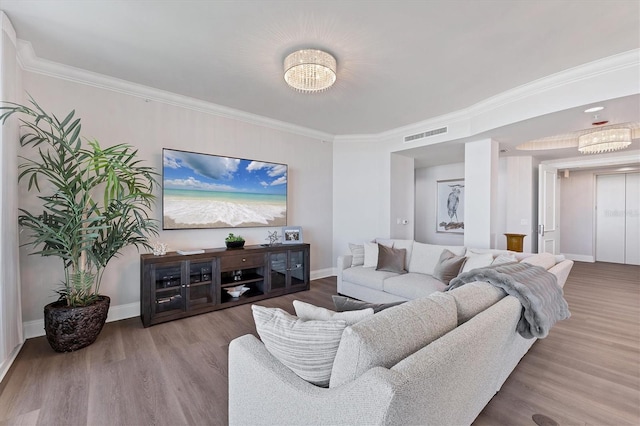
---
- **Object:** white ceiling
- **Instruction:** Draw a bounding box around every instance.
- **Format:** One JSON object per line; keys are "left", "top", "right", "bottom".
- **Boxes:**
{"left": 1, "top": 0, "right": 639, "bottom": 164}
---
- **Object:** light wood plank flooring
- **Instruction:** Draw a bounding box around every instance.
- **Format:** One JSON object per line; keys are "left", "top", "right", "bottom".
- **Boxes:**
{"left": 1, "top": 261, "right": 638, "bottom": 425}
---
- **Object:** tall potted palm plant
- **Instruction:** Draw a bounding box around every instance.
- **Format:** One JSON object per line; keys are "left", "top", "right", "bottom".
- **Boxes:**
{"left": 1, "top": 97, "right": 158, "bottom": 352}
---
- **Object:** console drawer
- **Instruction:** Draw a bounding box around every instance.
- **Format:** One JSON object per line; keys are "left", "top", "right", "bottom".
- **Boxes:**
{"left": 220, "top": 253, "right": 264, "bottom": 270}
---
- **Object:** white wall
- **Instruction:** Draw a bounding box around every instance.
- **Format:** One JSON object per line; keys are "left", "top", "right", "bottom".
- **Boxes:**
{"left": 414, "top": 162, "right": 465, "bottom": 244}
{"left": 496, "top": 156, "right": 537, "bottom": 252}
{"left": 332, "top": 137, "right": 391, "bottom": 256}
{"left": 0, "top": 12, "right": 23, "bottom": 382}
{"left": 19, "top": 71, "right": 334, "bottom": 330}
{"left": 390, "top": 153, "right": 414, "bottom": 240}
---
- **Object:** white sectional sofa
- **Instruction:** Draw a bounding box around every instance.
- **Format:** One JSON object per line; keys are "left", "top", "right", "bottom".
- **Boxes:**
{"left": 337, "top": 238, "right": 569, "bottom": 303}
{"left": 228, "top": 255, "right": 574, "bottom": 425}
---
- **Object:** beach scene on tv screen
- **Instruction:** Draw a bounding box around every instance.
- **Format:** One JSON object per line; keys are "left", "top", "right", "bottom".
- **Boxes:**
{"left": 163, "top": 149, "right": 287, "bottom": 229}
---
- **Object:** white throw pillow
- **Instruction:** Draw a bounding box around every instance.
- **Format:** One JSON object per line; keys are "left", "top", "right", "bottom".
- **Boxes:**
{"left": 252, "top": 305, "right": 347, "bottom": 387}
{"left": 293, "top": 300, "right": 373, "bottom": 325}
{"left": 408, "top": 242, "right": 466, "bottom": 275}
{"left": 461, "top": 252, "right": 494, "bottom": 273}
{"left": 492, "top": 253, "right": 517, "bottom": 265}
{"left": 363, "top": 242, "right": 379, "bottom": 267}
{"left": 348, "top": 243, "right": 365, "bottom": 267}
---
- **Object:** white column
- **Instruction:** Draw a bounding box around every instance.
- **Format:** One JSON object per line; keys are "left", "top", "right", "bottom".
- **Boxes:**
{"left": 464, "top": 139, "right": 499, "bottom": 248}
{"left": 390, "top": 153, "right": 415, "bottom": 240}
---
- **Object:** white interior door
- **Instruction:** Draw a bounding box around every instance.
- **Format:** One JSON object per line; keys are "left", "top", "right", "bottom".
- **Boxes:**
{"left": 538, "top": 164, "right": 559, "bottom": 254}
{"left": 624, "top": 173, "right": 640, "bottom": 265}
{"left": 596, "top": 174, "right": 626, "bottom": 263}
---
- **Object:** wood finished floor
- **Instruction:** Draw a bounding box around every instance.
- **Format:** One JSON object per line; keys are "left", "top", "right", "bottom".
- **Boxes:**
{"left": 0, "top": 261, "right": 638, "bottom": 426}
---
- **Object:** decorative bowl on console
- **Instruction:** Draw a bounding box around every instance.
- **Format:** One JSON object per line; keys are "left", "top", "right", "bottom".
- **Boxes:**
{"left": 226, "top": 286, "right": 249, "bottom": 298}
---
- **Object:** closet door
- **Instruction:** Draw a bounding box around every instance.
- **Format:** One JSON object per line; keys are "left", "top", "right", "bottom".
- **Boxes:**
{"left": 596, "top": 174, "right": 626, "bottom": 263}
{"left": 625, "top": 173, "right": 640, "bottom": 265}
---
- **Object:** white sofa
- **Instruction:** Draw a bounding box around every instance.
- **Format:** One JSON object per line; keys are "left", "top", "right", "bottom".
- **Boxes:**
{"left": 228, "top": 257, "right": 574, "bottom": 425}
{"left": 337, "top": 239, "right": 566, "bottom": 303}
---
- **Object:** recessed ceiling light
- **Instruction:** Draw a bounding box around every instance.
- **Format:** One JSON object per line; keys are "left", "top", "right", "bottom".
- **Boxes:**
{"left": 584, "top": 106, "right": 604, "bottom": 113}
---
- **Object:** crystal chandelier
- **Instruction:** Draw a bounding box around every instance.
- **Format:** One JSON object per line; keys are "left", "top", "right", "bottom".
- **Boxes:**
{"left": 284, "top": 49, "right": 336, "bottom": 93}
{"left": 578, "top": 127, "right": 632, "bottom": 154}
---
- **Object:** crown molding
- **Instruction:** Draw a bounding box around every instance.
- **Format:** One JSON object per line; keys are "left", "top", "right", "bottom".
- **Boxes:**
{"left": 16, "top": 40, "right": 335, "bottom": 142}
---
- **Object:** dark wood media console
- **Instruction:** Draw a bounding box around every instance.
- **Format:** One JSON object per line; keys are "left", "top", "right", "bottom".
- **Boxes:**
{"left": 140, "top": 243, "right": 310, "bottom": 327}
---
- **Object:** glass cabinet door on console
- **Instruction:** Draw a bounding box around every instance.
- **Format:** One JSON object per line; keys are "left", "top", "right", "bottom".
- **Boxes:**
{"left": 144, "top": 259, "right": 216, "bottom": 325}
{"left": 269, "top": 251, "right": 288, "bottom": 292}
{"left": 150, "top": 262, "right": 185, "bottom": 317}
{"left": 268, "top": 247, "right": 309, "bottom": 293}
{"left": 186, "top": 260, "right": 216, "bottom": 309}
{"left": 288, "top": 248, "right": 308, "bottom": 290}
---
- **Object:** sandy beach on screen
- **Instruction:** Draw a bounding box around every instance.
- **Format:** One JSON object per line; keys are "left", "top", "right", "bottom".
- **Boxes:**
{"left": 163, "top": 197, "right": 286, "bottom": 229}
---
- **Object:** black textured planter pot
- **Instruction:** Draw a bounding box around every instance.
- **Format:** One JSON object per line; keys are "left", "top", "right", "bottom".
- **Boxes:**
{"left": 43, "top": 296, "right": 110, "bottom": 352}
{"left": 225, "top": 241, "right": 245, "bottom": 249}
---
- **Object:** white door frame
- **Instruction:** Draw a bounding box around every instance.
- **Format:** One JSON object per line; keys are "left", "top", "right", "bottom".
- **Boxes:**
{"left": 538, "top": 164, "right": 559, "bottom": 254}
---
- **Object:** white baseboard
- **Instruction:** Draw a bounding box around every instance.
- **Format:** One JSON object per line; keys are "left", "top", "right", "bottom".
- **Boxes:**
{"left": 23, "top": 268, "right": 336, "bottom": 339}
{"left": 0, "top": 342, "right": 23, "bottom": 384}
{"left": 563, "top": 253, "right": 595, "bottom": 263}
{"left": 311, "top": 268, "right": 334, "bottom": 280}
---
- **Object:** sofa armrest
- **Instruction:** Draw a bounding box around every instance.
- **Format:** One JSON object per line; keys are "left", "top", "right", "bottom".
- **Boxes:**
{"left": 549, "top": 259, "right": 574, "bottom": 288}
{"left": 229, "top": 334, "right": 399, "bottom": 426}
{"left": 337, "top": 254, "right": 353, "bottom": 271}
{"left": 336, "top": 255, "right": 353, "bottom": 294}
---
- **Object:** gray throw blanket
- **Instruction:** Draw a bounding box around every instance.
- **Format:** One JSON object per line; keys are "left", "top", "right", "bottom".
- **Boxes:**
{"left": 447, "top": 262, "right": 570, "bottom": 339}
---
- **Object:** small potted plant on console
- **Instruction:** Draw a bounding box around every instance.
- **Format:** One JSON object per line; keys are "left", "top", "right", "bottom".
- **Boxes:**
{"left": 225, "top": 233, "right": 245, "bottom": 249}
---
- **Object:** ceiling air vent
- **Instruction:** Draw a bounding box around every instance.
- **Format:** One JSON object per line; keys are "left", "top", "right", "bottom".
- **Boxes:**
{"left": 404, "top": 126, "right": 448, "bottom": 143}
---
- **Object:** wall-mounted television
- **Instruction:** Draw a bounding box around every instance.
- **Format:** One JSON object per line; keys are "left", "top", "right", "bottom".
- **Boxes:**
{"left": 162, "top": 148, "right": 287, "bottom": 229}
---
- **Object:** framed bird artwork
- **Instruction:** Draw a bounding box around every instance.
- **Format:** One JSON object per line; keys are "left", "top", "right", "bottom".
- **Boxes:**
{"left": 436, "top": 179, "right": 465, "bottom": 233}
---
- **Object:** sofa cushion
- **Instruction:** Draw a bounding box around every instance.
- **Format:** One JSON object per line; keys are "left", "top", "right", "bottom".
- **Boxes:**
{"left": 293, "top": 300, "right": 373, "bottom": 325}
{"left": 329, "top": 292, "right": 457, "bottom": 388}
{"left": 447, "top": 281, "right": 506, "bottom": 324}
{"left": 408, "top": 243, "right": 466, "bottom": 275}
{"left": 433, "top": 249, "right": 467, "bottom": 284}
{"left": 376, "top": 244, "right": 407, "bottom": 274}
{"left": 520, "top": 252, "right": 556, "bottom": 270}
{"left": 383, "top": 273, "right": 447, "bottom": 299}
{"left": 332, "top": 295, "right": 405, "bottom": 313}
{"left": 348, "top": 243, "right": 365, "bottom": 267}
{"left": 342, "top": 266, "right": 399, "bottom": 291}
{"left": 252, "top": 305, "right": 347, "bottom": 387}
{"left": 466, "top": 248, "right": 514, "bottom": 257}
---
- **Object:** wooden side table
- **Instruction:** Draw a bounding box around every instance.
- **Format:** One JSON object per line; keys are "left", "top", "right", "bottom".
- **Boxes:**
{"left": 504, "top": 233, "right": 526, "bottom": 252}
